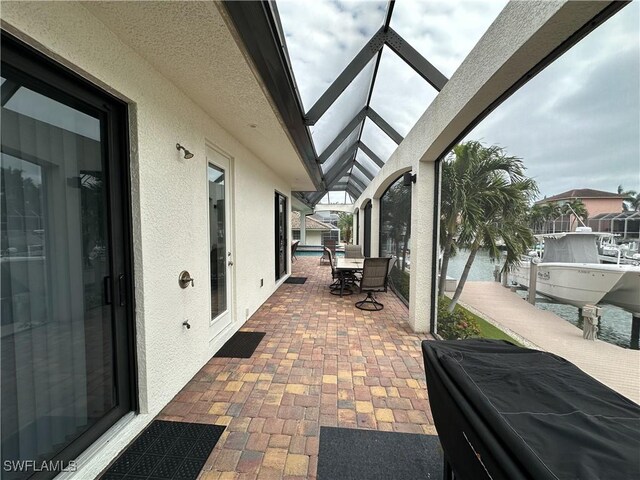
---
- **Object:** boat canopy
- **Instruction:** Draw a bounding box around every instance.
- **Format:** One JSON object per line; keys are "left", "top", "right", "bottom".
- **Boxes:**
{"left": 542, "top": 234, "right": 600, "bottom": 263}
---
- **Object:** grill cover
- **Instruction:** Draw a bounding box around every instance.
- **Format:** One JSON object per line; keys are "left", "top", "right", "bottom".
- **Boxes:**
{"left": 422, "top": 339, "right": 640, "bottom": 480}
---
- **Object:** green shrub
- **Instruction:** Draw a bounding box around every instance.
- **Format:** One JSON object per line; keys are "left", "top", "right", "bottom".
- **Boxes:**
{"left": 437, "top": 297, "right": 481, "bottom": 340}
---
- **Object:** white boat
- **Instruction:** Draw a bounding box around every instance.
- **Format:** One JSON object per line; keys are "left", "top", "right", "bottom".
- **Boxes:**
{"left": 597, "top": 235, "right": 640, "bottom": 266}
{"left": 604, "top": 268, "right": 640, "bottom": 315}
{"left": 511, "top": 229, "right": 640, "bottom": 313}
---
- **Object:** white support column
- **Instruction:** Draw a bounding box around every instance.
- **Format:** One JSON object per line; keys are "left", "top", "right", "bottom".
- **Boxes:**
{"left": 371, "top": 198, "right": 380, "bottom": 257}
{"left": 300, "top": 214, "right": 306, "bottom": 245}
{"left": 408, "top": 161, "right": 437, "bottom": 333}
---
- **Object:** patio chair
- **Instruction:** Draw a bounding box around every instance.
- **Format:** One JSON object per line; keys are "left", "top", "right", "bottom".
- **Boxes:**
{"left": 320, "top": 239, "right": 337, "bottom": 264}
{"left": 345, "top": 245, "right": 363, "bottom": 259}
{"left": 355, "top": 257, "right": 392, "bottom": 311}
{"left": 291, "top": 240, "right": 300, "bottom": 262}
{"left": 326, "top": 247, "right": 357, "bottom": 296}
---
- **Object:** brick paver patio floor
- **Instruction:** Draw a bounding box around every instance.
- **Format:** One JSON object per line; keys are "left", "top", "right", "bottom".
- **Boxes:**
{"left": 158, "top": 257, "right": 435, "bottom": 479}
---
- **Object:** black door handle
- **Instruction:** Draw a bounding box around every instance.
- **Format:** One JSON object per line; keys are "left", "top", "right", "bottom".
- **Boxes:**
{"left": 118, "top": 274, "right": 126, "bottom": 306}
{"left": 104, "top": 276, "right": 112, "bottom": 305}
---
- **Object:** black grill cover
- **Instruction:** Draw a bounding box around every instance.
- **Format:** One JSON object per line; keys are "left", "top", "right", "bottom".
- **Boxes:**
{"left": 422, "top": 339, "right": 640, "bottom": 480}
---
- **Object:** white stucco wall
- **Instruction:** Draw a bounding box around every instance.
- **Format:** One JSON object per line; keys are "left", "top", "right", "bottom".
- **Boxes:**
{"left": 302, "top": 230, "right": 323, "bottom": 246}
{"left": 1, "top": 2, "right": 294, "bottom": 477}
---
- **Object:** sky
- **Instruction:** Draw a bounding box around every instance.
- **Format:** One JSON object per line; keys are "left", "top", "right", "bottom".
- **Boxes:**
{"left": 277, "top": 0, "right": 640, "bottom": 202}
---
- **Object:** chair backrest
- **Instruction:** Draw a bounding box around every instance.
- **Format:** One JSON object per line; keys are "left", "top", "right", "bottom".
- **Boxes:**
{"left": 360, "top": 257, "right": 392, "bottom": 291}
{"left": 324, "top": 238, "right": 337, "bottom": 254}
{"left": 291, "top": 240, "right": 300, "bottom": 256}
{"left": 324, "top": 246, "right": 336, "bottom": 273}
{"left": 345, "top": 245, "right": 363, "bottom": 259}
{"left": 387, "top": 255, "right": 397, "bottom": 275}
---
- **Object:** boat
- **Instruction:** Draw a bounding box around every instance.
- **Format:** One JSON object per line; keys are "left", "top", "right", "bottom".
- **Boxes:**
{"left": 598, "top": 235, "right": 640, "bottom": 266}
{"left": 603, "top": 269, "right": 640, "bottom": 315}
{"left": 620, "top": 240, "right": 640, "bottom": 263}
{"left": 511, "top": 228, "right": 640, "bottom": 313}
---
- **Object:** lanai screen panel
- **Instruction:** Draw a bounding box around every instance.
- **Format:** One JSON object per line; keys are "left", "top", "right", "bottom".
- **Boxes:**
{"left": 389, "top": 0, "right": 508, "bottom": 78}
{"left": 369, "top": 48, "right": 438, "bottom": 136}
{"left": 278, "top": 1, "right": 387, "bottom": 110}
{"left": 309, "top": 58, "right": 375, "bottom": 154}
{"left": 321, "top": 128, "right": 360, "bottom": 175}
{"left": 277, "top": 0, "right": 508, "bottom": 205}
{"left": 360, "top": 119, "right": 398, "bottom": 163}
{"left": 356, "top": 149, "right": 381, "bottom": 177}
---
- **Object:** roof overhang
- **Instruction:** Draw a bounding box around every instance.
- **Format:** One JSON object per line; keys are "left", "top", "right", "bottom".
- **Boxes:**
{"left": 83, "top": 1, "right": 315, "bottom": 191}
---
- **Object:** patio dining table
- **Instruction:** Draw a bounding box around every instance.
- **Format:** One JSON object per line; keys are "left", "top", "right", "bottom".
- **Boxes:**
{"left": 334, "top": 258, "right": 364, "bottom": 297}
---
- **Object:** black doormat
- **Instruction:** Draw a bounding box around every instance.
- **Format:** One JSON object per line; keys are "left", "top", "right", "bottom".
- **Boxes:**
{"left": 285, "top": 276, "right": 307, "bottom": 284}
{"left": 214, "top": 331, "right": 265, "bottom": 358}
{"left": 101, "top": 420, "right": 225, "bottom": 480}
{"left": 317, "top": 427, "right": 443, "bottom": 480}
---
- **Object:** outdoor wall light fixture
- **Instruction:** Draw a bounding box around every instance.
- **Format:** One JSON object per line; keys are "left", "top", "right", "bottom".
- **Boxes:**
{"left": 176, "top": 143, "right": 194, "bottom": 159}
{"left": 403, "top": 172, "right": 417, "bottom": 186}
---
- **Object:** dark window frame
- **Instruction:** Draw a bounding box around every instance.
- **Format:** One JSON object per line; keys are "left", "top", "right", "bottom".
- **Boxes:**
{"left": 274, "top": 191, "right": 288, "bottom": 280}
{"left": 363, "top": 200, "right": 372, "bottom": 257}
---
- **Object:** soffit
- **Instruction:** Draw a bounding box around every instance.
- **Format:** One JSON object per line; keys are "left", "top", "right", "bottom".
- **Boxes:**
{"left": 83, "top": 1, "right": 314, "bottom": 190}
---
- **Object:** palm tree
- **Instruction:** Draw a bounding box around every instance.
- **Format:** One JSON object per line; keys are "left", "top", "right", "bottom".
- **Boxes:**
{"left": 337, "top": 212, "right": 353, "bottom": 244}
{"left": 528, "top": 204, "right": 545, "bottom": 234}
{"left": 438, "top": 140, "right": 538, "bottom": 299}
{"left": 539, "top": 202, "right": 562, "bottom": 233}
{"left": 618, "top": 185, "right": 639, "bottom": 211}
{"left": 447, "top": 174, "right": 537, "bottom": 312}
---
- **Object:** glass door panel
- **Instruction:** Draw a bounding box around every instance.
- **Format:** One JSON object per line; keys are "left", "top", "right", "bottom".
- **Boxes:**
{"left": 275, "top": 193, "right": 287, "bottom": 280}
{"left": 208, "top": 164, "right": 227, "bottom": 319}
{"left": 1, "top": 35, "right": 132, "bottom": 479}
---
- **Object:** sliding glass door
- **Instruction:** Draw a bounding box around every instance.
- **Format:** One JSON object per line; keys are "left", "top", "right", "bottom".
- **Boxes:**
{"left": 1, "top": 33, "right": 134, "bottom": 479}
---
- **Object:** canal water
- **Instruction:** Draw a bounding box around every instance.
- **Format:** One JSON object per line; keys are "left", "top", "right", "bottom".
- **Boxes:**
{"left": 447, "top": 249, "right": 634, "bottom": 349}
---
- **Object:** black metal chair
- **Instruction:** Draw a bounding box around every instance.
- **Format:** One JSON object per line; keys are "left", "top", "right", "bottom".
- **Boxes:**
{"left": 291, "top": 240, "right": 300, "bottom": 262}
{"left": 355, "top": 257, "right": 392, "bottom": 310}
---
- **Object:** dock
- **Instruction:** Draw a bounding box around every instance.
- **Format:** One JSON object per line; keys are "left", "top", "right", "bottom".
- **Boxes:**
{"left": 457, "top": 281, "right": 640, "bottom": 404}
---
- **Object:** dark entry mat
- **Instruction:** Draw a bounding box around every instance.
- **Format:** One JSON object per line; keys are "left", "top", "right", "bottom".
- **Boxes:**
{"left": 214, "top": 331, "right": 265, "bottom": 358}
{"left": 101, "top": 420, "right": 225, "bottom": 480}
{"left": 317, "top": 427, "right": 443, "bottom": 480}
{"left": 285, "top": 276, "right": 307, "bottom": 284}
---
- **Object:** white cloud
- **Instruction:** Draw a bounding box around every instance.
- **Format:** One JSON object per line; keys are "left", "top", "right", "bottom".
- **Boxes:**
{"left": 278, "top": 1, "right": 639, "bottom": 200}
{"left": 278, "top": 0, "right": 387, "bottom": 109}
{"left": 467, "top": 2, "right": 640, "bottom": 198}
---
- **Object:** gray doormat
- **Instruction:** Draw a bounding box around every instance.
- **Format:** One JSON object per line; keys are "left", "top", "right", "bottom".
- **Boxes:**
{"left": 317, "top": 426, "right": 443, "bottom": 480}
{"left": 101, "top": 420, "right": 225, "bottom": 480}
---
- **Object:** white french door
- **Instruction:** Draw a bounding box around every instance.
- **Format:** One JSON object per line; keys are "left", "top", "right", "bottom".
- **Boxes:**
{"left": 206, "top": 146, "right": 233, "bottom": 347}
